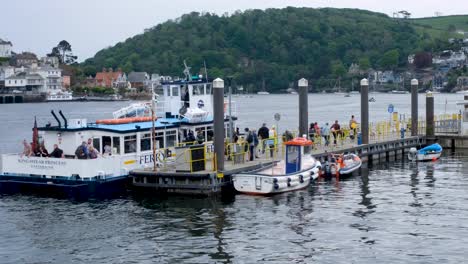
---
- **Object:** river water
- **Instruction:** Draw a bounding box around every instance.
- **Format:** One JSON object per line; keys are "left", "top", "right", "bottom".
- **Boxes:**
{"left": 1, "top": 93, "right": 468, "bottom": 263}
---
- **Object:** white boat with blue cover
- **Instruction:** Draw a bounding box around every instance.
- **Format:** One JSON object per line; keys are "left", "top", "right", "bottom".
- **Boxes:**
{"left": 408, "top": 143, "right": 443, "bottom": 161}
{"left": 233, "top": 137, "right": 321, "bottom": 195}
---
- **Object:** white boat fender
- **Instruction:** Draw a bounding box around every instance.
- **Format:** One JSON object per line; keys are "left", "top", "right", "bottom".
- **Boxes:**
{"left": 299, "top": 174, "right": 304, "bottom": 183}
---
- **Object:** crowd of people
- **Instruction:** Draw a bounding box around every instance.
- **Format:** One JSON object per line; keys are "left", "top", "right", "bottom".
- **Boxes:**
{"left": 21, "top": 140, "right": 65, "bottom": 158}
{"left": 308, "top": 115, "right": 359, "bottom": 146}
{"left": 21, "top": 137, "right": 102, "bottom": 160}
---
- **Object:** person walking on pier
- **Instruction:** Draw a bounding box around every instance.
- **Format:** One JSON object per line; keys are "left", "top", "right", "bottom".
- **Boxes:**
{"left": 321, "top": 123, "right": 330, "bottom": 147}
{"left": 349, "top": 115, "right": 358, "bottom": 140}
{"left": 258, "top": 123, "right": 269, "bottom": 154}
{"left": 331, "top": 120, "right": 341, "bottom": 145}
{"left": 245, "top": 128, "right": 255, "bottom": 161}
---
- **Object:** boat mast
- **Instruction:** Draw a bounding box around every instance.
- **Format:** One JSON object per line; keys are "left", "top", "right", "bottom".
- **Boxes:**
{"left": 151, "top": 99, "right": 157, "bottom": 171}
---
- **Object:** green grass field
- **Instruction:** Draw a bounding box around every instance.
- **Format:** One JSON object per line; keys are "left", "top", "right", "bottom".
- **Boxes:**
{"left": 412, "top": 15, "right": 468, "bottom": 34}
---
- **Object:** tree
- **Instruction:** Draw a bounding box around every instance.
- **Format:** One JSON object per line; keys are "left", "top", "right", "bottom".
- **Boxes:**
{"left": 331, "top": 60, "right": 346, "bottom": 78}
{"left": 413, "top": 52, "right": 432, "bottom": 69}
{"left": 358, "top": 57, "right": 371, "bottom": 71}
{"left": 379, "top": 49, "right": 400, "bottom": 70}
{"left": 48, "top": 40, "right": 78, "bottom": 65}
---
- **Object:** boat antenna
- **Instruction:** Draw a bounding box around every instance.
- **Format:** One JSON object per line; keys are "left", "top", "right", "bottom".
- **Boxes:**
{"left": 204, "top": 60, "right": 208, "bottom": 81}
{"left": 183, "top": 60, "right": 192, "bottom": 81}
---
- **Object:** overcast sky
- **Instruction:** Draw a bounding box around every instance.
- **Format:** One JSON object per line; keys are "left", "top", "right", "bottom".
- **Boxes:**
{"left": 2, "top": 0, "right": 467, "bottom": 61}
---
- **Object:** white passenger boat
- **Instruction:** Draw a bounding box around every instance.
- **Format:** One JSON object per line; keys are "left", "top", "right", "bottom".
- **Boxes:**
{"left": 46, "top": 91, "right": 73, "bottom": 102}
{"left": 233, "top": 137, "right": 321, "bottom": 195}
{"left": 408, "top": 143, "right": 443, "bottom": 161}
{"left": 0, "top": 71, "right": 236, "bottom": 198}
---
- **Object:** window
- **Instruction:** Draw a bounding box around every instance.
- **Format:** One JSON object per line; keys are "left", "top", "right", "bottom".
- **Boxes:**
{"left": 140, "top": 133, "right": 151, "bottom": 151}
{"left": 193, "top": 84, "right": 203, "bottom": 95}
{"left": 153, "top": 132, "right": 164, "bottom": 148}
{"left": 206, "top": 126, "right": 214, "bottom": 141}
{"left": 166, "top": 130, "right": 177, "bottom": 147}
{"left": 93, "top": 138, "right": 101, "bottom": 154}
{"left": 124, "top": 135, "right": 137, "bottom": 154}
{"left": 171, "top": 86, "right": 179, "bottom": 97}
{"left": 113, "top": 136, "right": 120, "bottom": 154}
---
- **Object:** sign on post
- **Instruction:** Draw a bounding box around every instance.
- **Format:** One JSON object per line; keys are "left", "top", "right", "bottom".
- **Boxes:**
{"left": 274, "top": 113, "right": 281, "bottom": 121}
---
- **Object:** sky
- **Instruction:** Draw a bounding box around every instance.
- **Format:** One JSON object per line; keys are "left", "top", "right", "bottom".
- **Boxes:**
{"left": 2, "top": 0, "right": 468, "bottom": 62}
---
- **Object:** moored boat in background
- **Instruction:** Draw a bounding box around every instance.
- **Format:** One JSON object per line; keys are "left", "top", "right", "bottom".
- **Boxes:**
{"left": 408, "top": 143, "right": 443, "bottom": 161}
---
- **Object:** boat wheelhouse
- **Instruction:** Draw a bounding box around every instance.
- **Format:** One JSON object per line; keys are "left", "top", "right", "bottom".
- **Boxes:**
{"left": 0, "top": 72, "right": 237, "bottom": 198}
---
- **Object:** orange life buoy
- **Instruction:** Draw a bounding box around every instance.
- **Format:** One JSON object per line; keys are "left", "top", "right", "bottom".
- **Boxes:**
{"left": 96, "top": 116, "right": 156, "bottom": 125}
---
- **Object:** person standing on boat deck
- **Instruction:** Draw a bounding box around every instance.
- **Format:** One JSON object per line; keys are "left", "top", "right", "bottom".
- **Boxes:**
{"left": 49, "top": 144, "right": 64, "bottom": 158}
{"left": 35, "top": 144, "right": 49, "bottom": 157}
{"left": 196, "top": 130, "right": 204, "bottom": 144}
{"left": 245, "top": 128, "right": 255, "bottom": 161}
{"left": 88, "top": 146, "right": 99, "bottom": 159}
{"left": 258, "top": 123, "right": 269, "bottom": 154}
{"left": 331, "top": 120, "right": 341, "bottom": 145}
{"left": 186, "top": 130, "right": 196, "bottom": 144}
{"left": 103, "top": 144, "right": 112, "bottom": 156}
{"left": 321, "top": 123, "right": 330, "bottom": 147}
{"left": 349, "top": 115, "right": 358, "bottom": 140}
{"left": 75, "top": 141, "right": 88, "bottom": 159}
{"left": 21, "top": 139, "right": 33, "bottom": 157}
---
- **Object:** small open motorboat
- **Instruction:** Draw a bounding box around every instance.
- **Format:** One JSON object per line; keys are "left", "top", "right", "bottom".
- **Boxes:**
{"left": 232, "top": 137, "right": 321, "bottom": 195}
{"left": 322, "top": 153, "right": 362, "bottom": 179}
{"left": 408, "top": 143, "right": 443, "bottom": 161}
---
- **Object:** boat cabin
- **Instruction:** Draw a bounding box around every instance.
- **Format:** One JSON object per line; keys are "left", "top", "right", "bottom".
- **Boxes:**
{"left": 284, "top": 137, "right": 313, "bottom": 174}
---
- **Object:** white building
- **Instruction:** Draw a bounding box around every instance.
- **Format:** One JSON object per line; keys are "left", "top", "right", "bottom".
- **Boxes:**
{"left": 0, "top": 66, "right": 15, "bottom": 81}
{"left": 0, "top": 38, "right": 12, "bottom": 58}
{"left": 4, "top": 72, "right": 45, "bottom": 93}
{"left": 35, "top": 65, "right": 63, "bottom": 92}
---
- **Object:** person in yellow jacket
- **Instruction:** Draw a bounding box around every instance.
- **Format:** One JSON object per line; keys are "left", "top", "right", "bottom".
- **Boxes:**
{"left": 349, "top": 115, "right": 358, "bottom": 140}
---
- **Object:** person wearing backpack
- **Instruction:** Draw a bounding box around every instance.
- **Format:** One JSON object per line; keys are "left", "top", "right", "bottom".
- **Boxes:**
{"left": 75, "top": 141, "right": 88, "bottom": 159}
{"left": 245, "top": 128, "right": 254, "bottom": 161}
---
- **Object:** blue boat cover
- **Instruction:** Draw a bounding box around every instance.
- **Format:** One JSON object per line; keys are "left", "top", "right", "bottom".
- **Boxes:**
{"left": 418, "top": 143, "right": 443, "bottom": 155}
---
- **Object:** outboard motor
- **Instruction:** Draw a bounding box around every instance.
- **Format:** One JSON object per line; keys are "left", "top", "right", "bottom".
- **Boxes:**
{"left": 408, "top": 147, "right": 418, "bottom": 161}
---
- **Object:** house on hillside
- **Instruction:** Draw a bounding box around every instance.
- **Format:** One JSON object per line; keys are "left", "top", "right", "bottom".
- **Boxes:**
{"left": 5, "top": 72, "right": 45, "bottom": 93}
{"left": 41, "top": 56, "right": 59, "bottom": 68}
{"left": 95, "top": 68, "right": 122, "bottom": 88}
{"left": 0, "top": 39, "right": 13, "bottom": 58}
{"left": 128, "top": 72, "right": 149, "bottom": 91}
{"left": 13, "top": 52, "right": 39, "bottom": 67}
{"left": 113, "top": 72, "right": 129, "bottom": 89}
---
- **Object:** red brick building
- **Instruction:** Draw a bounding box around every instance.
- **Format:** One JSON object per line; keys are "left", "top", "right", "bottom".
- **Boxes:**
{"left": 95, "top": 68, "right": 122, "bottom": 88}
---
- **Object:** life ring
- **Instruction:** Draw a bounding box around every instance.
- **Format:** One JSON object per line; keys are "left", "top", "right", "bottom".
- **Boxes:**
{"left": 96, "top": 116, "right": 155, "bottom": 125}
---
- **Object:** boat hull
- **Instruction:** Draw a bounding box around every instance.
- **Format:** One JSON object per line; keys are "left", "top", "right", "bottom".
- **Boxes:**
{"left": 233, "top": 165, "right": 320, "bottom": 195}
{"left": 0, "top": 174, "right": 129, "bottom": 199}
{"left": 409, "top": 152, "right": 442, "bottom": 161}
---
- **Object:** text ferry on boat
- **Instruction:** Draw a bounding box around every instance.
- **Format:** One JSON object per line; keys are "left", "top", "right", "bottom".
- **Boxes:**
{"left": 0, "top": 69, "right": 237, "bottom": 198}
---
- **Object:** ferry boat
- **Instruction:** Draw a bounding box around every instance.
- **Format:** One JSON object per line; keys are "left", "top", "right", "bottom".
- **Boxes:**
{"left": 0, "top": 71, "right": 236, "bottom": 198}
{"left": 46, "top": 91, "right": 73, "bottom": 102}
{"left": 232, "top": 137, "right": 321, "bottom": 195}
